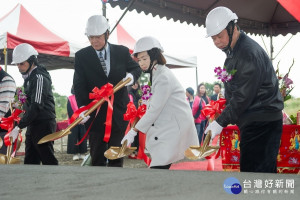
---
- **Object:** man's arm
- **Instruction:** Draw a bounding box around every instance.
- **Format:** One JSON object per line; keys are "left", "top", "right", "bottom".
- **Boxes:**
{"left": 73, "top": 54, "right": 90, "bottom": 108}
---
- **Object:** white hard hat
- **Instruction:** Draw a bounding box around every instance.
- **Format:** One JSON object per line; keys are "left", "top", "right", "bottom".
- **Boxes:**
{"left": 11, "top": 43, "right": 38, "bottom": 64}
{"left": 133, "top": 36, "right": 164, "bottom": 55}
{"left": 85, "top": 15, "right": 110, "bottom": 36}
{"left": 205, "top": 6, "right": 238, "bottom": 37}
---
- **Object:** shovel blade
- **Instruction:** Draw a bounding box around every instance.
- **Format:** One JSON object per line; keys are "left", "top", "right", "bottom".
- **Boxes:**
{"left": 0, "top": 154, "right": 7, "bottom": 164}
{"left": 38, "top": 129, "right": 71, "bottom": 144}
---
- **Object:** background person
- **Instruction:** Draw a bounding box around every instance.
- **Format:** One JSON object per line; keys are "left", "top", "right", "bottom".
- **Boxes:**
{"left": 9, "top": 43, "right": 58, "bottom": 165}
{"left": 67, "top": 86, "right": 87, "bottom": 161}
{"left": 0, "top": 66, "right": 16, "bottom": 155}
{"left": 185, "top": 87, "right": 194, "bottom": 109}
{"left": 210, "top": 83, "right": 222, "bottom": 101}
{"left": 73, "top": 15, "right": 141, "bottom": 167}
{"left": 121, "top": 36, "right": 199, "bottom": 169}
{"left": 128, "top": 82, "right": 141, "bottom": 109}
{"left": 192, "top": 83, "right": 210, "bottom": 144}
{"left": 204, "top": 7, "right": 284, "bottom": 173}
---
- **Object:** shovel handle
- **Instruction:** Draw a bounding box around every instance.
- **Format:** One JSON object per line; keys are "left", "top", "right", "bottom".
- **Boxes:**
{"left": 60, "top": 78, "right": 131, "bottom": 134}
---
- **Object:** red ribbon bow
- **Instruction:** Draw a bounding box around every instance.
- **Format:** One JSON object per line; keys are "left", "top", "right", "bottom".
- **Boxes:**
{"left": 123, "top": 102, "right": 138, "bottom": 122}
{"left": 71, "top": 83, "right": 115, "bottom": 145}
{"left": 201, "top": 98, "right": 226, "bottom": 120}
{"left": 89, "top": 84, "right": 114, "bottom": 100}
{"left": 123, "top": 102, "right": 150, "bottom": 166}
{"left": 0, "top": 109, "right": 24, "bottom": 155}
{"left": 123, "top": 103, "right": 147, "bottom": 133}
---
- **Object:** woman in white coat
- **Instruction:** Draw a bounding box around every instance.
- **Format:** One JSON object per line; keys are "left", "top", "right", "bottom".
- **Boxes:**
{"left": 121, "top": 36, "right": 199, "bottom": 169}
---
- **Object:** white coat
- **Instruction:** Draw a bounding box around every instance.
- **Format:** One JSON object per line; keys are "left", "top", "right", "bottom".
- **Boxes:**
{"left": 135, "top": 64, "right": 199, "bottom": 167}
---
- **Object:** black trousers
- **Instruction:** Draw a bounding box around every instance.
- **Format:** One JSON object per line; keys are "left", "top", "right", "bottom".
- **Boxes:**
{"left": 24, "top": 119, "right": 58, "bottom": 165}
{"left": 239, "top": 119, "right": 282, "bottom": 173}
{"left": 89, "top": 121, "right": 124, "bottom": 167}
{"left": 67, "top": 124, "right": 87, "bottom": 154}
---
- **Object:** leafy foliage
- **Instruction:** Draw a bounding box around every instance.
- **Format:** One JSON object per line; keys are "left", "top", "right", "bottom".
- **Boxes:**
{"left": 53, "top": 91, "right": 68, "bottom": 121}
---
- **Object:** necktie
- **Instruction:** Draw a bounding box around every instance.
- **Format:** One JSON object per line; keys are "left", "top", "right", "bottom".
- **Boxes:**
{"left": 98, "top": 51, "right": 107, "bottom": 76}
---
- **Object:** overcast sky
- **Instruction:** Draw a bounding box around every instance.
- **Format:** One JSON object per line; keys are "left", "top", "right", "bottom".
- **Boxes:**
{"left": 1, "top": 0, "right": 300, "bottom": 97}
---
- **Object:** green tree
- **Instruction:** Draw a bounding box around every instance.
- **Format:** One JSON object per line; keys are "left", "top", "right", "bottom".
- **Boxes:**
{"left": 53, "top": 90, "right": 68, "bottom": 121}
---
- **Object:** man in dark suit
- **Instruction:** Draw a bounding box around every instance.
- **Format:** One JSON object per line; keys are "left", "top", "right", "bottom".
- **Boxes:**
{"left": 73, "top": 15, "right": 141, "bottom": 167}
{"left": 210, "top": 83, "right": 222, "bottom": 101}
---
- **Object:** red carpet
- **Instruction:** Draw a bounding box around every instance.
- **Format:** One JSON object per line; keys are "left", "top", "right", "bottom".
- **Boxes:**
{"left": 170, "top": 157, "right": 223, "bottom": 171}
{"left": 170, "top": 136, "right": 224, "bottom": 171}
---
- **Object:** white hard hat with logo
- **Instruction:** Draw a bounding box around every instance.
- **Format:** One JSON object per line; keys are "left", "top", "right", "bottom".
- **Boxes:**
{"left": 85, "top": 15, "right": 110, "bottom": 36}
{"left": 11, "top": 43, "right": 38, "bottom": 64}
{"left": 205, "top": 6, "right": 238, "bottom": 38}
{"left": 133, "top": 36, "right": 164, "bottom": 55}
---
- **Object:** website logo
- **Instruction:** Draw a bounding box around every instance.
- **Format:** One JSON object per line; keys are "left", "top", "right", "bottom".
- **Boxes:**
{"left": 224, "top": 177, "right": 242, "bottom": 194}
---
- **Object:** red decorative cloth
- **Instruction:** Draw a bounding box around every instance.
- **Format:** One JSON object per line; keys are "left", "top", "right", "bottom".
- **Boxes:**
{"left": 220, "top": 125, "right": 300, "bottom": 173}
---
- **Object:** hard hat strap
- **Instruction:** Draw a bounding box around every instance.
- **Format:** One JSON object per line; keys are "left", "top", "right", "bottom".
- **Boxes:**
{"left": 222, "top": 21, "right": 235, "bottom": 56}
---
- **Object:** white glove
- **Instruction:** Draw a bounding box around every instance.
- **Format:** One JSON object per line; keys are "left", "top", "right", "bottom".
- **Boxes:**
{"left": 79, "top": 110, "right": 90, "bottom": 125}
{"left": 204, "top": 120, "right": 223, "bottom": 140}
{"left": 9, "top": 126, "right": 20, "bottom": 141}
{"left": 123, "top": 73, "right": 134, "bottom": 86}
{"left": 121, "top": 129, "right": 137, "bottom": 146}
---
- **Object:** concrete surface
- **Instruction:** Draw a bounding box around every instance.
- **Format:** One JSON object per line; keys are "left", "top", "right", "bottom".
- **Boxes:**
{"left": 0, "top": 165, "right": 299, "bottom": 200}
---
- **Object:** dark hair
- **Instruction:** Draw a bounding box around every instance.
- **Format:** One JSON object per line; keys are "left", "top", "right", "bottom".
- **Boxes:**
{"left": 148, "top": 48, "right": 166, "bottom": 65}
{"left": 197, "top": 83, "right": 209, "bottom": 104}
{"left": 186, "top": 87, "right": 194, "bottom": 96}
{"left": 27, "top": 55, "right": 39, "bottom": 66}
{"left": 134, "top": 48, "right": 166, "bottom": 65}
{"left": 214, "top": 83, "right": 222, "bottom": 89}
{"left": 197, "top": 83, "right": 207, "bottom": 97}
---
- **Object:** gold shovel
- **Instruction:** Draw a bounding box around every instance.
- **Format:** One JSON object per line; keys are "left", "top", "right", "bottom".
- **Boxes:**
{"left": 0, "top": 137, "right": 21, "bottom": 164}
{"left": 104, "top": 115, "right": 140, "bottom": 160}
{"left": 104, "top": 140, "right": 137, "bottom": 160}
{"left": 0, "top": 137, "right": 3, "bottom": 149}
{"left": 184, "top": 131, "right": 219, "bottom": 160}
{"left": 38, "top": 78, "right": 132, "bottom": 144}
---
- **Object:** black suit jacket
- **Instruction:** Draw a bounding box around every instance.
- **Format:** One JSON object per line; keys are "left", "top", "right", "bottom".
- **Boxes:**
{"left": 73, "top": 44, "right": 141, "bottom": 133}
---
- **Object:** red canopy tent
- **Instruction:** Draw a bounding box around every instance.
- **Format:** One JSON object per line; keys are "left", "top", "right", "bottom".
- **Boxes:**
{"left": 0, "top": 4, "right": 197, "bottom": 73}
{"left": 0, "top": 4, "right": 82, "bottom": 70}
{"left": 277, "top": 0, "right": 300, "bottom": 23}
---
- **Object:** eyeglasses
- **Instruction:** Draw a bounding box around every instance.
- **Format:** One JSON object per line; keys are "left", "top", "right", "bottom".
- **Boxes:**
{"left": 16, "top": 62, "right": 26, "bottom": 66}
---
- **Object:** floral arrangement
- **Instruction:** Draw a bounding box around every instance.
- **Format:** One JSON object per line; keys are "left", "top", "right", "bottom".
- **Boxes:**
{"left": 140, "top": 84, "right": 152, "bottom": 105}
{"left": 214, "top": 66, "right": 237, "bottom": 82}
{"left": 13, "top": 87, "right": 27, "bottom": 110}
{"left": 276, "top": 59, "right": 294, "bottom": 102}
